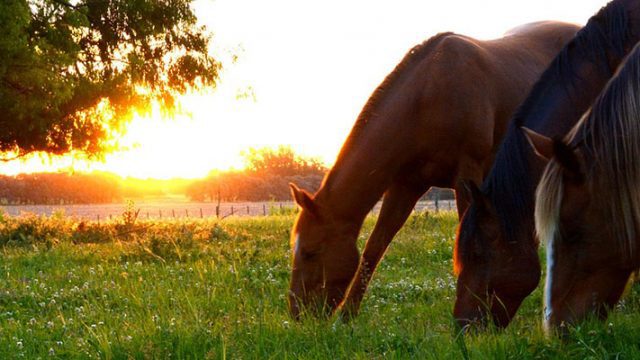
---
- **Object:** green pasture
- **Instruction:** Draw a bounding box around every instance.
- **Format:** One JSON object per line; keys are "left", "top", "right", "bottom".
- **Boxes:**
{"left": 1, "top": 210, "right": 639, "bottom": 358}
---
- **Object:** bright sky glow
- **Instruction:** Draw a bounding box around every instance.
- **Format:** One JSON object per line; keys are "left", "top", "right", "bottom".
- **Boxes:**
{"left": 1, "top": 0, "right": 608, "bottom": 179}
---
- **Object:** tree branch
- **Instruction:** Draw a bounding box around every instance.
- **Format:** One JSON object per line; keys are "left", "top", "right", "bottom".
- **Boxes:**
{"left": 2, "top": 79, "right": 32, "bottom": 95}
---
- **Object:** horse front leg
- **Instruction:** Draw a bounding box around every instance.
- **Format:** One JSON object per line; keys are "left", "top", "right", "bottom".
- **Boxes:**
{"left": 338, "top": 182, "right": 426, "bottom": 319}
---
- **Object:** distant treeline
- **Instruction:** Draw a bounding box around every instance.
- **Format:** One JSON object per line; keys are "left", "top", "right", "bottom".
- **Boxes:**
{"left": 0, "top": 172, "right": 200, "bottom": 205}
{"left": 0, "top": 173, "right": 122, "bottom": 205}
{"left": 0, "top": 146, "right": 454, "bottom": 205}
{"left": 0, "top": 147, "right": 327, "bottom": 205}
{"left": 0, "top": 172, "right": 196, "bottom": 205}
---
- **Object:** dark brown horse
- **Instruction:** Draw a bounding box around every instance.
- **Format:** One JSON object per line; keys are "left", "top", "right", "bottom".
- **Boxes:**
{"left": 287, "top": 21, "right": 580, "bottom": 319}
{"left": 528, "top": 41, "right": 640, "bottom": 331}
{"left": 454, "top": 0, "right": 640, "bottom": 329}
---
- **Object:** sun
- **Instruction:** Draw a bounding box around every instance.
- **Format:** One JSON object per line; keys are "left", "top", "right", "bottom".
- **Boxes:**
{"left": 91, "top": 91, "right": 257, "bottom": 179}
{"left": 0, "top": 82, "right": 320, "bottom": 180}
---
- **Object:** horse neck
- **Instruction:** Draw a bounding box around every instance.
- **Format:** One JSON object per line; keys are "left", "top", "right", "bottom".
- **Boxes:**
{"left": 317, "top": 102, "right": 420, "bottom": 221}
{"left": 315, "top": 148, "right": 400, "bottom": 223}
{"left": 312, "top": 37, "right": 448, "bottom": 222}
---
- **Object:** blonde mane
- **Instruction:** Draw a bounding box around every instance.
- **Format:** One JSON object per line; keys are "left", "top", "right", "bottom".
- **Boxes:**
{"left": 535, "top": 42, "right": 640, "bottom": 258}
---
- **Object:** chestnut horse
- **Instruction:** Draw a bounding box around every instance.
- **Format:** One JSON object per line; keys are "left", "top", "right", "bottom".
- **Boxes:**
{"left": 287, "top": 21, "right": 580, "bottom": 319}
{"left": 454, "top": 0, "right": 640, "bottom": 329}
{"left": 529, "top": 42, "right": 640, "bottom": 331}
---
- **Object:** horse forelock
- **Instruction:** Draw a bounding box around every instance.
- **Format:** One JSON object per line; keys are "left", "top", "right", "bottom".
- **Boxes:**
{"left": 480, "top": 0, "right": 631, "bottom": 247}
{"left": 534, "top": 159, "right": 564, "bottom": 247}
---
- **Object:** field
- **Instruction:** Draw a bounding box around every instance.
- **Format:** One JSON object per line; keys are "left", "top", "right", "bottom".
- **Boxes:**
{"left": 1, "top": 210, "right": 640, "bottom": 359}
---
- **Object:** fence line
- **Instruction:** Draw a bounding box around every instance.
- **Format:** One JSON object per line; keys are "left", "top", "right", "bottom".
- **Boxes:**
{"left": 0, "top": 200, "right": 457, "bottom": 221}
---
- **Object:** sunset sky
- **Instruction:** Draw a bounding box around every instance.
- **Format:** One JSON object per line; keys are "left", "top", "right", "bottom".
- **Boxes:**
{"left": 1, "top": 0, "right": 608, "bottom": 179}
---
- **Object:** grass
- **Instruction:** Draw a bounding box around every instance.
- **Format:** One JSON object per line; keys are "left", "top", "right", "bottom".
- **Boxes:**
{"left": 1, "top": 210, "right": 640, "bottom": 358}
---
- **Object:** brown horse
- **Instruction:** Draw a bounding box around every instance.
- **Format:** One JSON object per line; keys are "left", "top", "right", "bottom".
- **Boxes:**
{"left": 287, "top": 21, "right": 580, "bottom": 319}
{"left": 528, "top": 41, "right": 640, "bottom": 331}
{"left": 453, "top": 0, "right": 640, "bottom": 329}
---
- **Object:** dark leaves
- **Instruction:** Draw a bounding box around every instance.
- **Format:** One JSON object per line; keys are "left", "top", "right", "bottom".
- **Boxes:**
{"left": 0, "top": 0, "right": 221, "bottom": 156}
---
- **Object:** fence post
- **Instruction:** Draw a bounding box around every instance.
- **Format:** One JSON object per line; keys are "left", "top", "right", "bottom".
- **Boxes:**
{"left": 172, "top": 209, "right": 176, "bottom": 218}
{"left": 435, "top": 192, "right": 440, "bottom": 212}
{"left": 216, "top": 205, "right": 220, "bottom": 218}
{"left": 200, "top": 208, "right": 203, "bottom": 218}
{"left": 159, "top": 210, "right": 162, "bottom": 219}
{"left": 247, "top": 205, "right": 250, "bottom": 215}
{"left": 231, "top": 206, "right": 234, "bottom": 216}
{"left": 147, "top": 211, "right": 150, "bottom": 219}
{"left": 263, "top": 204, "right": 266, "bottom": 216}
{"left": 97, "top": 214, "right": 100, "bottom": 223}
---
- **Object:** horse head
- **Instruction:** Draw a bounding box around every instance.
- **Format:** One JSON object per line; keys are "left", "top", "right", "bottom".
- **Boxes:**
{"left": 288, "top": 183, "right": 361, "bottom": 319}
{"left": 526, "top": 127, "right": 636, "bottom": 332}
{"left": 453, "top": 180, "right": 540, "bottom": 329}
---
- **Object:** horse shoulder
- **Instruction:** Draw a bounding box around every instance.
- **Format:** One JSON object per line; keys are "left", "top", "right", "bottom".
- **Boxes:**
{"left": 432, "top": 35, "right": 493, "bottom": 68}
{"left": 414, "top": 36, "right": 498, "bottom": 163}
{"left": 425, "top": 35, "right": 498, "bottom": 115}
{"left": 420, "top": 35, "right": 498, "bottom": 109}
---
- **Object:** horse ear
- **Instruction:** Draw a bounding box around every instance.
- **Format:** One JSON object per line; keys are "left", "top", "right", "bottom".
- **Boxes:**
{"left": 522, "top": 127, "right": 553, "bottom": 161}
{"left": 521, "top": 127, "right": 584, "bottom": 182}
{"left": 289, "top": 183, "right": 318, "bottom": 215}
{"left": 461, "top": 180, "right": 491, "bottom": 212}
{"left": 552, "top": 140, "right": 585, "bottom": 183}
{"left": 462, "top": 180, "right": 480, "bottom": 202}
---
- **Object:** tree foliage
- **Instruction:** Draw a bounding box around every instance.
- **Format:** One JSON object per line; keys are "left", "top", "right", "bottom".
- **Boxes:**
{"left": 0, "top": 172, "right": 123, "bottom": 204}
{"left": 0, "top": 172, "right": 201, "bottom": 204}
{"left": 187, "top": 146, "right": 327, "bottom": 202}
{"left": 242, "top": 146, "right": 326, "bottom": 177}
{"left": 0, "top": 0, "right": 219, "bottom": 157}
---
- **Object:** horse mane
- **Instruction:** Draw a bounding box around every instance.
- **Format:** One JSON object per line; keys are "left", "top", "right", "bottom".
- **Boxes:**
{"left": 341, "top": 32, "right": 453, "bottom": 155}
{"left": 322, "top": 32, "right": 453, "bottom": 191}
{"left": 478, "top": 1, "right": 629, "bottom": 245}
{"left": 536, "top": 42, "right": 640, "bottom": 258}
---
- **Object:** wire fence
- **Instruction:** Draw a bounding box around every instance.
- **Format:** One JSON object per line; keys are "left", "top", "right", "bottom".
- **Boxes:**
{"left": 0, "top": 199, "right": 457, "bottom": 222}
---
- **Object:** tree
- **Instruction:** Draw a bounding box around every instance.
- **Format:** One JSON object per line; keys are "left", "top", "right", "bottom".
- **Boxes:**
{"left": 0, "top": 0, "right": 219, "bottom": 158}
{"left": 186, "top": 147, "right": 328, "bottom": 202}
{"left": 242, "top": 146, "right": 326, "bottom": 177}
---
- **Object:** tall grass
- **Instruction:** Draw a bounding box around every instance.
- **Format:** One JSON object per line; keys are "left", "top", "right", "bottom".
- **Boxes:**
{"left": 0, "top": 211, "right": 639, "bottom": 358}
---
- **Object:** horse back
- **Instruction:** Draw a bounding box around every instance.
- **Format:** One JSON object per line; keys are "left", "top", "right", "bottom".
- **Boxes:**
{"left": 406, "top": 22, "right": 579, "bottom": 181}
